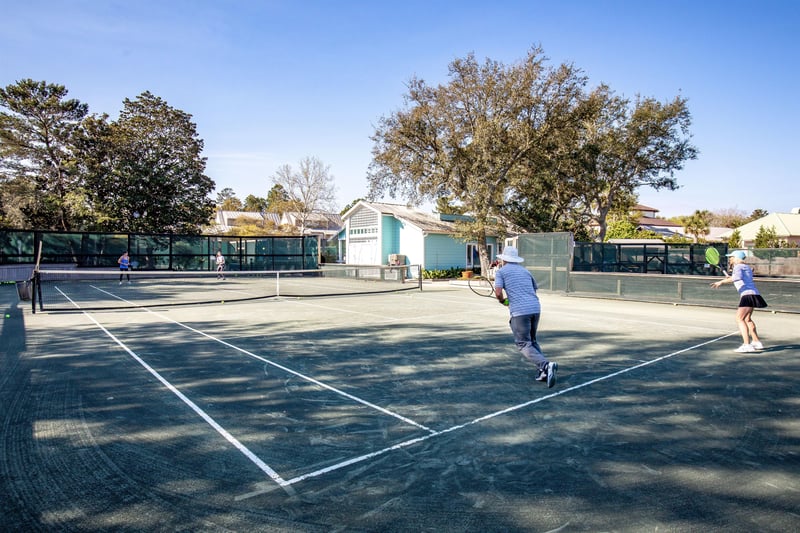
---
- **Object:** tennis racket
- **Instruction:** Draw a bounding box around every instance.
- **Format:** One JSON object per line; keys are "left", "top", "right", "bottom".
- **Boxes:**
{"left": 468, "top": 275, "right": 495, "bottom": 297}
{"left": 704, "top": 247, "right": 728, "bottom": 276}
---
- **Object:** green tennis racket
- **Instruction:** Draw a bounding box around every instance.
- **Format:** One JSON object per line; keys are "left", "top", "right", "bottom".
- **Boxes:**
{"left": 704, "top": 248, "right": 728, "bottom": 276}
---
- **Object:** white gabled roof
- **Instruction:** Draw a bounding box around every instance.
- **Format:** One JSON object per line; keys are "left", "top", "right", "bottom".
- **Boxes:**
{"left": 718, "top": 212, "right": 800, "bottom": 240}
{"left": 216, "top": 210, "right": 280, "bottom": 226}
{"left": 282, "top": 212, "right": 343, "bottom": 230}
{"left": 374, "top": 203, "right": 457, "bottom": 233}
{"left": 706, "top": 226, "right": 731, "bottom": 241}
{"left": 344, "top": 201, "right": 457, "bottom": 233}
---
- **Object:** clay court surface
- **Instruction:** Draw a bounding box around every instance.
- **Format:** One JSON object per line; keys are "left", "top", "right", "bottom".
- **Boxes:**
{"left": 1, "top": 281, "right": 798, "bottom": 532}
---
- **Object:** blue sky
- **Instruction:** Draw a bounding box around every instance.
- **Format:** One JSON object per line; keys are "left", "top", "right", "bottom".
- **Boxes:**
{"left": 3, "top": 0, "right": 798, "bottom": 218}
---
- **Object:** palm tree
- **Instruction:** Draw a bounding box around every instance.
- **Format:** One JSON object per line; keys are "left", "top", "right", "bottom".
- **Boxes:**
{"left": 682, "top": 210, "right": 711, "bottom": 243}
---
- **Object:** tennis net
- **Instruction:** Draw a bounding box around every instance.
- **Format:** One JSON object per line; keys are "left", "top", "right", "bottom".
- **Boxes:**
{"left": 32, "top": 264, "right": 421, "bottom": 312}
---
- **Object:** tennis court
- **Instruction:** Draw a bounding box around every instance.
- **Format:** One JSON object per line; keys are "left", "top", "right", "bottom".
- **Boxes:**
{"left": 1, "top": 278, "right": 798, "bottom": 532}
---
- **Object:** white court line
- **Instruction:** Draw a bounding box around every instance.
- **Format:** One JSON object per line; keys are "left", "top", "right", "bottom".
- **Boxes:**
{"left": 90, "top": 285, "right": 434, "bottom": 434}
{"left": 282, "top": 331, "right": 738, "bottom": 486}
{"left": 54, "top": 287, "right": 296, "bottom": 495}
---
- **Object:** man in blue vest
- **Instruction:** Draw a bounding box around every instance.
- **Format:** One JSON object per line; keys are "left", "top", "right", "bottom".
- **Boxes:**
{"left": 118, "top": 251, "right": 131, "bottom": 284}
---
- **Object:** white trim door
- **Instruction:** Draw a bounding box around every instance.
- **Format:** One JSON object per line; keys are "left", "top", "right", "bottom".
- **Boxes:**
{"left": 348, "top": 239, "right": 378, "bottom": 265}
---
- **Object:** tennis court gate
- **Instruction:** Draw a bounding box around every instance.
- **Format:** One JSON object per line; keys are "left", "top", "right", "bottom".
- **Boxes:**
{"left": 514, "top": 232, "right": 573, "bottom": 292}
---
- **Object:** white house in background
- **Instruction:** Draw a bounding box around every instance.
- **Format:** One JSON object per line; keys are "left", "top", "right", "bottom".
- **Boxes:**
{"left": 704, "top": 227, "right": 733, "bottom": 242}
{"left": 718, "top": 209, "right": 800, "bottom": 247}
{"left": 631, "top": 204, "right": 660, "bottom": 218}
{"left": 280, "top": 212, "right": 343, "bottom": 240}
{"left": 630, "top": 204, "right": 684, "bottom": 237}
{"left": 210, "top": 210, "right": 342, "bottom": 240}
{"left": 589, "top": 204, "right": 683, "bottom": 238}
{"left": 339, "top": 201, "right": 501, "bottom": 273}
{"left": 616, "top": 204, "right": 729, "bottom": 242}
{"left": 210, "top": 210, "right": 281, "bottom": 233}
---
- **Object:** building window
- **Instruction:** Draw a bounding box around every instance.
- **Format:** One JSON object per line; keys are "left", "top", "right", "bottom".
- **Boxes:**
{"left": 466, "top": 243, "right": 494, "bottom": 269}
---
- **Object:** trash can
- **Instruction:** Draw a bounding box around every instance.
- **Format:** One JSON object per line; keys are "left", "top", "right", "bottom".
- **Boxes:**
{"left": 16, "top": 280, "right": 31, "bottom": 301}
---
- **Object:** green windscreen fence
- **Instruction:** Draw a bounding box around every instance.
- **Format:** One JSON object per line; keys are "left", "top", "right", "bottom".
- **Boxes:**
{"left": 516, "top": 232, "right": 573, "bottom": 292}
{"left": 567, "top": 271, "right": 800, "bottom": 313}
{"left": 0, "top": 230, "right": 319, "bottom": 276}
{"left": 514, "top": 233, "right": 800, "bottom": 314}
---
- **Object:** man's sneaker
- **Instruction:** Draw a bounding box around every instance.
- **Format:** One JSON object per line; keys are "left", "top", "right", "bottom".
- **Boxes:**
{"left": 750, "top": 341, "right": 764, "bottom": 350}
{"left": 535, "top": 370, "right": 547, "bottom": 382}
{"left": 734, "top": 344, "right": 756, "bottom": 353}
{"left": 546, "top": 362, "right": 558, "bottom": 388}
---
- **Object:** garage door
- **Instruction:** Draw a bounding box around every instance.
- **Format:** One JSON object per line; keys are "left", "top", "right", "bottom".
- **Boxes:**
{"left": 348, "top": 240, "right": 378, "bottom": 265}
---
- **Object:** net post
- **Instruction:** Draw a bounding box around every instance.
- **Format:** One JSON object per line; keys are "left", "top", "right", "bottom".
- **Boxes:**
{"left": 35, "top": 240, "right": 43, "bottom": 271}
{"left": 32, "top": 240, "right": 43, "bottom": 314}
{"left": 32, "top": 270, "right": 40, "bottom": 314}
{"left": 30, "top": 272, "right": 35, "bottom": 314}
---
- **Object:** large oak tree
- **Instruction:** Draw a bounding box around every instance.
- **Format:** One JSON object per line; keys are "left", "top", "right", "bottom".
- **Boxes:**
{"left": 576, "top": 86, "right": 697, "bottom": 241}
{"left": 368, "top": 47, "right": 590, "bottom": 273}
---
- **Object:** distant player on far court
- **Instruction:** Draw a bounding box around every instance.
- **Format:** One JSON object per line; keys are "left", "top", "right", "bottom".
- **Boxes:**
{"left": 118, "top": 251, "right": 131, "bottom": 284}
{"left": 711, "top": 250, "right": 767, "bottom": 352}
{"left": 493, "top": 246, "right": 558, "bottom": 387}
{"left": 215, "top": 250, "right": 226, "bottom": 280}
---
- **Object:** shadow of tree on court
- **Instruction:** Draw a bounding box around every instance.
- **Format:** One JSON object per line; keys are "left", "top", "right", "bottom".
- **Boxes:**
{"left": 3, "top": 289, "right": 799, "bottom": 532}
